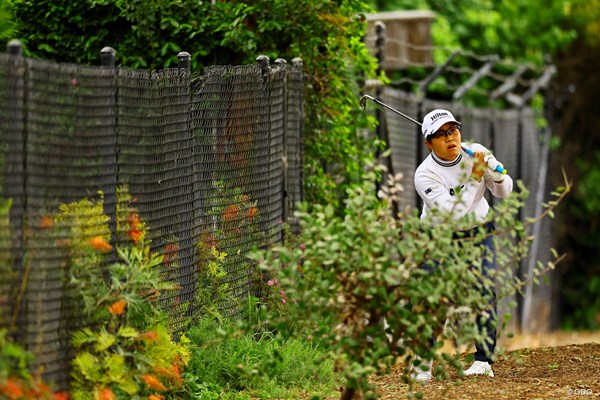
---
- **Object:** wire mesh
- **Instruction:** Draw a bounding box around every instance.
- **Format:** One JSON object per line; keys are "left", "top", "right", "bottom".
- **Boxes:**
{"left": 115, "top": 67, "right": 198, "bottom": 330}
{"left": 1, "top": 56, "right": 120, "bottom": 388}
{"left": 0, "top": 53, "right": 304, "bottom": 390}
{"left": 192, "top": 64, "right": 271, "bottom": 319}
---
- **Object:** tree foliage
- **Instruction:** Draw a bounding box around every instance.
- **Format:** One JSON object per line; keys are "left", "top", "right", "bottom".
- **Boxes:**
{"left": 369, "top": 0, "right": 599, "bottom": 62}
{"left": 8, "top": 0, "right": 380, "bottom": 207}
{"left": 0, "top": 0, "right": 14, "bottom": 41}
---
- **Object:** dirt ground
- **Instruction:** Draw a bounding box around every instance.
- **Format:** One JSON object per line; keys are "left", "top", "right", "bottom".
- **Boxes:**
{"left": 371, "top": 331, "right": 600, "bottom": 399}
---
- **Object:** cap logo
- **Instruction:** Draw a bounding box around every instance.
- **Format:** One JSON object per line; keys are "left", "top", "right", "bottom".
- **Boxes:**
{"left": 430, "top": 112, "right": 450, "bottom": 122}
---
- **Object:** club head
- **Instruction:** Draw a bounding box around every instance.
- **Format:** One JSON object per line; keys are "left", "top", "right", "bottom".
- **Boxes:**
{"left": 359, "top": 95, "right": 371, "bottom": 110}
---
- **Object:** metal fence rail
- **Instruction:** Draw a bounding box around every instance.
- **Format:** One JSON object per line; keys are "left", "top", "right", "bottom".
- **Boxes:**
{"left": 0, "top": 46, "right": 304, "bottom": 389}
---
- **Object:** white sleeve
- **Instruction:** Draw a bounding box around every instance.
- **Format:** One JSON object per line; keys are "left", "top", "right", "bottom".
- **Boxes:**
{"left": 415, "top": 171, "right": 481, "bottom": 219}
{"left": 485, "top": 173, "right": 513, "bottom": 198}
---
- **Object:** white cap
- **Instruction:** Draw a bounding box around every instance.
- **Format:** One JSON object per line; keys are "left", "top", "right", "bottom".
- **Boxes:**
{"left": 421, "top": 109, "right": 460, "bottom": 138}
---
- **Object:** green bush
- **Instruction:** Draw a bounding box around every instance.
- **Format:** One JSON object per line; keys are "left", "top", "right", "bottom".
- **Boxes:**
{"left": 250, "top": 163, "right": 569, "bottom": 399}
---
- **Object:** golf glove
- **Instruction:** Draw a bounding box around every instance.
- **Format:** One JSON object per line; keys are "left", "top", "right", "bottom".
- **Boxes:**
{"left": 484, "top": 154, "right": 505, "bottom": 182}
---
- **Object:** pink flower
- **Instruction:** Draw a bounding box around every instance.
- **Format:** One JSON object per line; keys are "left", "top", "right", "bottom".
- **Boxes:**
{"left": 71, "top": 78, "right": 78, "bottom": 86}
{"left": 300, "top": 243, "right": 306, "bottom": 250}
{"left": 267, "top": 280, "right": 275, "bottom": 286}
{"left": 281, "top": 298, "right": 286, "bottom": 304}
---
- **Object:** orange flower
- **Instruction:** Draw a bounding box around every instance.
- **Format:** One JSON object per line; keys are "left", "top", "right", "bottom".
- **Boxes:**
{"left": 137, "top": 330, "right": 159, "bottom": 342}
{"left": 148, "top": 395, "right": 164, "bottom": 400}
{"left": 31, "top": 379, "right": 52, "bottom": 396}
{"left": 128, "top": 213, "right": 141, "bottom": 229}
{"left": 89, "top": 236, "right": 112, "bottom": 253}
{"left": 0, "top": 377, "right": 24, "bottom": 399}
{"left": 54, "top": 392, "right": 71, "bottom": 400}
{"left": 40, "top": 215, "right": 53, "bottom": 229}
{"left": 240, "top": 194, "right": 250, "bottom": 202}
{"left": 129, "top": 229, "right": 143, "bottom": 244}
{"left": 222, "top": 205, "right": 240, "bottom": 221}
{"left": 154, "top": 363, "right": 183, "bottom": 386}
{"left": 107, "top": 299, "right": 127, "bottom": 315}
{"left": 141, "top": 375, "right": 168, "bottom": 392}
{"left": 245, "top": 205, "right": 258, "bottom": 221}
{"left": 97, "top": 388, "right": 116, "bottom": 400}
{"left": 128, "top": 213, "right": 143, "bottom": 243}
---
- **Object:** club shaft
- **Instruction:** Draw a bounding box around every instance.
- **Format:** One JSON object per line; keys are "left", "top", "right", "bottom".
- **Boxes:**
{"left": 368, "top": 97, "right": 422, "bottom": 126}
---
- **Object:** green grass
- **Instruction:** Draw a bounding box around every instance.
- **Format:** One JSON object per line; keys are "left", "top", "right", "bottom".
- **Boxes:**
{"left": 185, "top": 318, "right": 339, "bottom": 399}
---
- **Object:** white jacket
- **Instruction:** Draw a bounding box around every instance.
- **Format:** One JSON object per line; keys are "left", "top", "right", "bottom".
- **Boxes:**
{"left": 414, "top": 143, "right": 513, "bottom": 225}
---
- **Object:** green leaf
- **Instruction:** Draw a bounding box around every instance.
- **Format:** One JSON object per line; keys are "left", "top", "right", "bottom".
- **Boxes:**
{"left": 95, "top": 331, "right": 116, "bottom": 352}
{"left": 72, "top": 328, "right": 98, "bottom": 348}
{"left": 119, "top": 379, "right": 140, "bottom": 395}
{"left": 118, "top": 326, "right": 139, "bottom": 338}
{"left": 105, "top": 353, "right": 127, "bottom": 382}
{"left": 73, "top": 352, "right": 102, "bottom": 381}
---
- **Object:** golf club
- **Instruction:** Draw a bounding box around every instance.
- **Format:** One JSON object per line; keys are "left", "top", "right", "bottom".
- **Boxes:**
{"left": 359, "top": 94, "right": 507, "bottom": 175}
{"left": 359, "top": 94, "right": 422, "bottom": 126}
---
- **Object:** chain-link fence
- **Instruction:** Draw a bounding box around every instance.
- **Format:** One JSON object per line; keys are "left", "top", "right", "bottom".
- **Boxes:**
{"left": 0, "top": 47, "right": 303, "bottom": 389}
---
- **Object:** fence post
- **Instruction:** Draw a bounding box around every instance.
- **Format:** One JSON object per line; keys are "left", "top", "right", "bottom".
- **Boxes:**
{"left": 101, "top": 46, "right": 116, "bottom": 67}
{"left": 175, "top": 50, "right": 198, "bottom": 323}
{"left": 291, "top": 57, "right": 305, "bottom": 207}
{"left": 257, "top": 55, "right": 270, "bottom": 85}
{"left": 374, "top": 22, "right": 385, "bottom": 184}
{"left": 275, "top": 58, "right": 289, "bottom": 224}
{"left": 373, "top": 22, "right": 401, "bottom": 217}
{"left": 4, "top": 39, "right": 26, "bottom": 339}
{"left": 178, "top": 51, "right": 191, "bottom": 70}
{"left": 99, "top": 47, "right": 119, "bottom": 273}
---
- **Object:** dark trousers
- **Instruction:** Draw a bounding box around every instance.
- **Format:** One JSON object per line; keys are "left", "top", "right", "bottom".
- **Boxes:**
{"left": 423, "top": 222, "right": 497, "bottom": 364}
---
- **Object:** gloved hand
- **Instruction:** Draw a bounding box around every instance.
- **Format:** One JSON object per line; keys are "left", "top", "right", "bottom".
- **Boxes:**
{"left": 484, "top": 154, "right": 505, "bottom": 182}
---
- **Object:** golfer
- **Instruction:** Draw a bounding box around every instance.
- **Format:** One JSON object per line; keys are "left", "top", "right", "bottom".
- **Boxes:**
{"left": 412, "top": 109, "right": 513, "bottom": 381}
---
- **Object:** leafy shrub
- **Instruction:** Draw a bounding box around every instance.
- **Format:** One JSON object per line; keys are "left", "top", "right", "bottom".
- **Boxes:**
{"left": 45, "top": 185, "right": 220, "bottom": 399}
{"left": 250, "top": 164, "right": 570, "bottom": 399}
